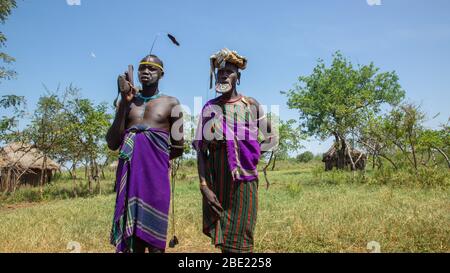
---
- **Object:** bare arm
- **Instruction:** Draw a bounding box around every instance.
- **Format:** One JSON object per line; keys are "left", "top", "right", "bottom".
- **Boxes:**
{"left": 197, "top": 150, "right": 208, "bottom": 184}
{"left": 197, "top": 149, "right": 223, "bottom": 216}
{"left": 105, "top": 75, "right": 136, "bottom": 151}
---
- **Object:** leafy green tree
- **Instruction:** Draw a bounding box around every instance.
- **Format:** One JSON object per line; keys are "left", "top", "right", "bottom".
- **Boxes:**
{"left": 284, "top": 51, "right": 404, "bottom": 170}
{"left": 418, "top": 126, "right": 450, "bottom": 168}
{"left": 361, "top": 102, "right": 449, "bottom": 171}
{"left": 26, "top": 93, "right": 66, "bottom": 195}
{"left": 273, "top": 118, "right": 304, "bottom": 167}
{"left": 382, "top": 103, "right": 425, "bottom": 171}
{"left": 261, "top": 116, "right": 304, "bottom": 170}
{"left": 0, "top": 95, "right": 26, "bottom": 144}
{"left": 63, "top": 90, "right": 112, "bottom": 193}
{"left": 296, "top": 151, "right": 314, "bottom": 163}
{"left": 260, "top": 116, "right": 304, "bottom": 189}
{"left": 358, "top": 113, "right": 398, "bottom": 170}
{"left": 0, "top": 0, "right": 20, "bottom": 143}
{"left": 0, "top": 0, "right": 17, "bottom": 82}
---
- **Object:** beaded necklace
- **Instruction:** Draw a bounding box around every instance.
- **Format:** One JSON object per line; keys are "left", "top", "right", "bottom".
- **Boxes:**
{"left": 136, "top": 92, "right": 162, "bottom": 103}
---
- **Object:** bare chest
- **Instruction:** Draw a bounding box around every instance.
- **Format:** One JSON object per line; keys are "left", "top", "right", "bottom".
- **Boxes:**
{"left": 127, "top": 99, "right": 171, "bottom": 128}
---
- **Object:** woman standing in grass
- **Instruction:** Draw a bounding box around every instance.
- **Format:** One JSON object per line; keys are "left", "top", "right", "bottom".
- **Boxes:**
{"left": 193, "top": 48, "right": 277, "bottom": 253}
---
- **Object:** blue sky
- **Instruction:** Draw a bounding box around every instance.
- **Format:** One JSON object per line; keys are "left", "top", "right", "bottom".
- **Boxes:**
{"left": 1, "top": 0, "right": 449, "bottom": 153}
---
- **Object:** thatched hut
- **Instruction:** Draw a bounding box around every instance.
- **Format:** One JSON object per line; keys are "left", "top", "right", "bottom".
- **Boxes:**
{"left": 322, "top": 144, "right": 366, "bottom": 171}
{"left": 322, "top": 145, "right": 338, "bottom": 171}
{"left": 0, "top": 143, "right": 60, "bottom": 191}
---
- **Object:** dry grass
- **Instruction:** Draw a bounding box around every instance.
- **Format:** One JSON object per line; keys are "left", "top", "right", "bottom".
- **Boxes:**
{"left": 0, "top": 162, "right": 449, "bottom": 253}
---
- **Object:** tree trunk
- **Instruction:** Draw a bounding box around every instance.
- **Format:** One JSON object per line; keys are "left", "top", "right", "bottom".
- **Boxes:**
{"left": 345, "top": 144, "right": 356, "bottom": 171}
{"left": 3, "top": 168, "right": 11, "bottom": 194}
{"left": 68, "top": 168, "right": 74, "bottom": 179}
{"left": 71, "top": 162, "right": 77, "bottom": 179}
{"left": 88, "top": 159, "right": 92, "bottom": 194}
{"left": 380, "top": 154, "right": 397, "bottom": 170}
{"left": 12, "top": 169, "right": 18, "bottom": 193}
{"left": 433, "top": 147, "right": 450, "bottom": 169}
{"left": 11, "top": 171, "right": 17, "bottom": 193}
{"left": 372, "top": 152, "right": 376, "bottom": 170}
{"left": 408, "top": 135, "right": 418, "bottom": 170}
{"left": 39, "top": 155, "right": 47, "bottom": 198}
{"left": 100, "top": 155, "right": 110, "bottom": 180}
{"left": 0, "top": 170, "right": 4, "bottom": 193}
{"left": 337, "top": 144, "right": 346, "bottom": 170}
{"left": 271, "top": 154, "right": 277, "bottom": 171}
{"left": 72, "top": 175, "right": 78, "bottom": 198}
{"left": 95, "top": 158, "right": 101, "bottom": 195}
{"left": 333, "top": 133, "right": 346, "bottom": 170}
{"left": 393, "top": 141, "right": 415, "bottom": 170}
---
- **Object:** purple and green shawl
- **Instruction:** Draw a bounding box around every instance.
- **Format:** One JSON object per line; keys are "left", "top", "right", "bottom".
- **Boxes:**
{"left": 111, "top": 125, "right": 170, "bottom": 252}
{"left": 193, "top": 96, "right": 261, "bottom": 182}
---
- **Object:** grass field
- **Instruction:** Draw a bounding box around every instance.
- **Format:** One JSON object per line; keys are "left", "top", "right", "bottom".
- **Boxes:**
{"left": 0, "top": 162, "right": 449, "bottom": 253}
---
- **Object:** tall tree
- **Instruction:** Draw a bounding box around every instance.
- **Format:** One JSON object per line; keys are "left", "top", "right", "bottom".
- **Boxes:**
{"left": 26, "top": 93, "right": 66, "bottom": 196}
{"left": 357, "top": 113, "right": 398, "bottom": 170}
{"left": 260, "top": 115, "right": 304, "bottom": 189}
{"left": 64, "top": 91, "right": 112, "bottom": 193}
{"left": 0, "top": 0, "right": 17, "bottom": 82}
{"left": 270, "top": 118, "right": 304, "bottom": 169}
{"left": 284, "top": 51, "right": 404, "bottom": 169}
{"left": 418, "top": 125, "right": 450, "bottom": 169}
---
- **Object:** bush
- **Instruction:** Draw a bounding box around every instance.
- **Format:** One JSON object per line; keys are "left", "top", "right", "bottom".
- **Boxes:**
{"left": 370, "top": 166, "right": 450, "bottom": 188}
{"left": 296, "top": 151, "right": 314, "bottom": 163}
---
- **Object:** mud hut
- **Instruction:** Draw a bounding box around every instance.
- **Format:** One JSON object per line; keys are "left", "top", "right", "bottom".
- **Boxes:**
{"left": 0, "top": 143, "right": 60, "bottom": 191}
{"left": 322, "top": 144, "right": 366, "bottom": 171}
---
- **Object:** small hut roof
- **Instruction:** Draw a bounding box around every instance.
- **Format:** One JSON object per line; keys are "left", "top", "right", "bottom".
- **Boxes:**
{"left": 0, "top": 142, "right": 60, "bottom": 170}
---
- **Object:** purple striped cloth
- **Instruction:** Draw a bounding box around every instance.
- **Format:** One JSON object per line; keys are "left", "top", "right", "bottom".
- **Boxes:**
{"left": 111, "top": 125, "right": 170, "bottom": 252}
{"left": 193, "top": 96, "right": 261, "bottom": 182}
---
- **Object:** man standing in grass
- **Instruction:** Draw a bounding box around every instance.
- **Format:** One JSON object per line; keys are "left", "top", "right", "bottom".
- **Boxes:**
{"left": 193, "top": 48, "right": 277, "bottom": 253}
{"left": 106, "top": 55, "right": 184, "bottom": 253}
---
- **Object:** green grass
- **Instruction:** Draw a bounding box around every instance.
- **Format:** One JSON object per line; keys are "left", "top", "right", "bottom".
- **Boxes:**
{"left": 0, "top": 162, "right": 449, "bottom": 253}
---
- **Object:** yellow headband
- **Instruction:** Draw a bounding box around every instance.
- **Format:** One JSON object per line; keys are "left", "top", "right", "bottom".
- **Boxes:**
{"left": 139, "top": 61, "right": 164, "bottom": 72}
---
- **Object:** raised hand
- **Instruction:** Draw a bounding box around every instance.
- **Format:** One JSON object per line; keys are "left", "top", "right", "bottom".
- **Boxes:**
{"left": 118, "top": 73, "right": 137, "bottom": 103}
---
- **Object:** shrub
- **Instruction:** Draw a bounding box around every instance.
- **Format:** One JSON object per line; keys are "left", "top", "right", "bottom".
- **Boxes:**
{"left": 296, "top": 151, "right": 314, "bottom": 163}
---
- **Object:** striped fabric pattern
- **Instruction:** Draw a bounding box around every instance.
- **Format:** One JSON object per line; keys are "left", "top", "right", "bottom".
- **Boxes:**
{"left": 204, "top": 142, "right": 258, "bottom": 253}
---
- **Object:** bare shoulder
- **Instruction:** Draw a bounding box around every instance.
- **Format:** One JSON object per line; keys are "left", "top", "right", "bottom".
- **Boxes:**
{"left": 244, "top": 96, "right": 261, "bottom": 107}
{"left": 160, "top": 94, "right": 181, "bottom": 106}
